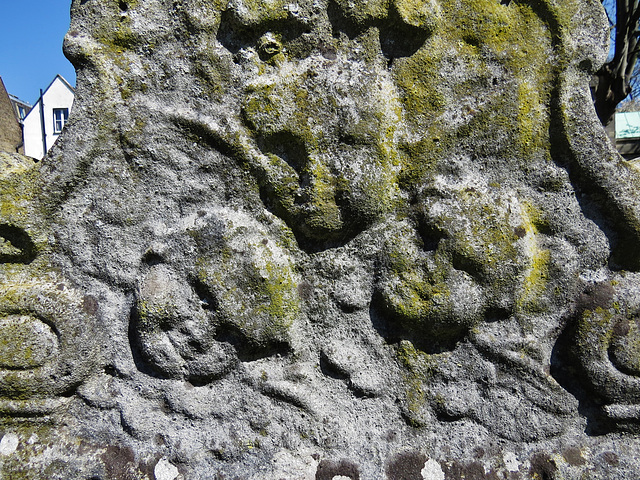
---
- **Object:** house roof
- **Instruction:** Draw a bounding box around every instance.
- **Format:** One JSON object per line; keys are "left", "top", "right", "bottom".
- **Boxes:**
{"left": 40, "top": 74, "right": 75, "bottom": 99}
{"left": 8, "top": 94, "right": 31, "bottom": 108}
{"left": 22, "top": 74, "right": 75, "bottom": 124}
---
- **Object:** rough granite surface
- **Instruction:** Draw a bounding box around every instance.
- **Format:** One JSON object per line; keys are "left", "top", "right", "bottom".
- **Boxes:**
{"left": 2, "top": 0, "right": 640, "bottom": 478}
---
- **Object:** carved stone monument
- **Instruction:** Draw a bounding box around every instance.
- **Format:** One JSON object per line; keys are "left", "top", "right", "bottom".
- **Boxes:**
{"left": 2, "top": 0, "right": 640, "bottom": 477}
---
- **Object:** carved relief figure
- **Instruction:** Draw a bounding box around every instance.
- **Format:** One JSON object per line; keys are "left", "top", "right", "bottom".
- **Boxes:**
{"left": 0, "top": 153, "right": 100, "bottom": 419}
{"left": 104, "top": 0, "right": 640, "bottom": 435}
{"left": 43, "top": 0, "right": 640, "bottom": 468}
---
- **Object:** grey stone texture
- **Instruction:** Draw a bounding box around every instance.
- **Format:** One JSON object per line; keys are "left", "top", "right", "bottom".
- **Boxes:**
{"left": 2, "top": 0, "right": 640, "bottom": 478}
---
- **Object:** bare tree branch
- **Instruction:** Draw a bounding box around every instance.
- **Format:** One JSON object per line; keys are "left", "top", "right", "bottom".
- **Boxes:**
{"left": 593, "top": 0, "right": 640, "bottom": 124}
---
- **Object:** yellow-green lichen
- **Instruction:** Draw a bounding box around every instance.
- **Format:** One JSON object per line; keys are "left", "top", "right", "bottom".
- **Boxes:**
{"left": 396, "top": 341, "right": 430, "bottom": 416}
{"left": 518, "top": 248, "right": 551, "bottom": 310}
{"left": 95, "top": 19, "right": 137, "bottom": 54}
{"left": 397, "top": 133, "right": 450, "bottom": 190}
{"left": 333, "top": 0, "right": 389, "bottom": 24}
{"left": 377, "top": 223, "right": 487, "bottom": 342}
{"left": 515, "top": 202, "right": 552, "bottom": 312}
{"left": 394, "top": 0, "right": 555, "bottom": 171}
{"left": 395, "top": 340, "right": 453, "bottom": 424}
{"left": 610, "top": 319, "right": 640, "bottom": 374}
{"left": 0, "top": 154, "right": 52, "bottom": 265}
{"left": 194, "top": 226, "right": 300, "bottom": 347}
{"left": 241, "top": 58, "right": 401, "bottom": 241}
{"left": 0, "top": 426, "right": 56, "bottom": 479}
{"left": 253, "top": 253, "right": 300, "bottom": 335}
{"left": 575, "top": 307, "right": 615, "bottom": 354}
{"left": 385, "top": 257, "right": 452, "bottom": 324}
{"left": 0, "top": 316, "right": 57, "bottom": 370}
{"left": 392, "top": 40, "right": 446, "bottom": 127}
{"left": 395, "top": 0, "right": 440, "bottom": 31}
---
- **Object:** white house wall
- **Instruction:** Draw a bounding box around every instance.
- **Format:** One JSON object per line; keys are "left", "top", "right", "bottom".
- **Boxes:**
{"left": 23, "top": 77, "right": 74, "bottom": 160}
{"left": 23, "top": 102, "right": 45, "bottom": 159}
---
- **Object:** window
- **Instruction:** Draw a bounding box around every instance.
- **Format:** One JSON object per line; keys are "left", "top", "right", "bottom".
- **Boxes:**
{"left": 53, "top": 108, "right": 69, "bottom": 134}
{"left": 17, "top": 106, "right": 26, "bottom": 120}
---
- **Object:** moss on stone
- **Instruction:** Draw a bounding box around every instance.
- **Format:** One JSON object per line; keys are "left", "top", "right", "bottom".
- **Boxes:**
{"left": 0, "top": 316, "right": 57, "bottom": 370}
{"left": 0, "top": 154, "right": 52, "bottom": 265}
{"left": 515, "top": 202, "right": 552, "bottom": 312}
{"left": 241, "top": 55, "right": 402, "bottom": 243}
{"left": 395, "top": 0, "right": 440, "bottom": 31}
{"left": 575, "top": 307, "right": 615, "bottom": 359}
{"left": 393, "top": 0, "right": 555, "bottom": 177}
{"left": 194, "top": 226, "right": 300, "bottom": 347}
{"left": 610, "top": 319, "right": 640, "bottom": 375}
{"left": 397, "top": 134, "right": 449, "bottom": 191}
{"left": 252, "top": 250, "right": 300, "bottom": 332}
{"left": 518, "top": 248, "right": 551, "bottom": 313}
{"left": 333, "top": 0, "right": 390, "bottom": 24}
{"left": 392, "top": 40, "right": 446, "bottom": 127}
{"left": 396, "top": 340, "right": 430, "bottom": 416}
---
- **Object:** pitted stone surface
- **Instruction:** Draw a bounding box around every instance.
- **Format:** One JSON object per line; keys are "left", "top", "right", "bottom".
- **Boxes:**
{"left": 1, "top": 0, "right": 640, "bottom": 478}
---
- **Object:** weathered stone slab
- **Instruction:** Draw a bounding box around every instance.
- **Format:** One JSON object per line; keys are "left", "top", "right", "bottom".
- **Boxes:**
{"left": 2, "top": 0, "right": 640, "bottom": 478}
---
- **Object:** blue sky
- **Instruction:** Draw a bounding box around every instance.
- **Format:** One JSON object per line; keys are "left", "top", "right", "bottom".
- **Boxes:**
{"left": 1, "top": 1, "right": 76, "bottom": 106}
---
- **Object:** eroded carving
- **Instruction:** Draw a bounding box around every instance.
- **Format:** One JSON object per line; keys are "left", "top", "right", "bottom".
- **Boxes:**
{"left": 0, "top": 152, "right": 100, "bottom": 418}
{"left": 4, "top": 0, "right": 640, "bottom": 477}
{"left": 61, "top": 0, "right": 639, "bottom": 438}
{"left": 130, "top": 209, "right": 299, "bottom": 381}
{"left": 567, "top": 275, "right": 640, "bottom": 430}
